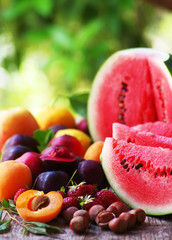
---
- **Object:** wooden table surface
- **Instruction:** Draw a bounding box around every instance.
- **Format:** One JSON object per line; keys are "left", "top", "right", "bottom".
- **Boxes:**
{"left": 1, "top": 213, "right": 171, "bottom": 239}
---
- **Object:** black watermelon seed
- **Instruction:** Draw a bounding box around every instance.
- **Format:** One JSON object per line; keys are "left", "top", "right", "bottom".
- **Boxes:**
{"left": 120, "top": 159, "right": 126, "bottom": 165}
{"left": 135, "top": 164, "right": 143, "bottom": 170}
{"left": 122, "top": 82, "right": 127, "bottom": 87}
{"left": 127, "top": 168, "right": 130, "bottom": 172}
{"left": 123, "top": 164, "right": 128, "bottom": 169}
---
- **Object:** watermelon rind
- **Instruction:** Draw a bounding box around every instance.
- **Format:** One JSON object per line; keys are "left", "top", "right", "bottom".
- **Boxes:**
{"left": 101, "top": 137, "right": 172, "bottom": 216}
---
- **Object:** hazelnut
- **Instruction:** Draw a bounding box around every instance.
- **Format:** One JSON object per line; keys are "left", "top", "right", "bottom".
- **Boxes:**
{"left": 62, "top": 206, "right": 78, "bottom": 222}
{"left": 73, "top": 209, "right": 90, "bottom": 222}
{"left": 106, "top": 205, "right": 119, "bottom": 216}
{"left": 129, "top": 208, "right": 146, "bottom": 223}
{"left": 119, "top": 212, "right": 136, "bottom": 228}
{"left": 108, "top": 217, "right": 128, "bottom": 233}
{"left": 95, "top": 210, "right": 115, "bottom": 228}
{"left": 69, "top": 216, "right": 89, "bottom": 233}
{"left": 89, "top": 204, "right": 105, "bottom": 222}
{"left": 108, "top": 201, "right": 127, "bottom": 215}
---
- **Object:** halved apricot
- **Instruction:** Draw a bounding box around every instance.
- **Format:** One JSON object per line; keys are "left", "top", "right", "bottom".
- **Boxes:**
{"left": 16, "top": 189, "right": 63, "bottom": 222}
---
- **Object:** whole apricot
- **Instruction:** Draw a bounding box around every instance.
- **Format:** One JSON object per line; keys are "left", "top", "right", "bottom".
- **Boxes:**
{"left": 0, "top": 161, "right": 32, "bottom": 201}
{"left": 84, "top": 141, "right": 104, "bottom": 162}
{"left": 36, "top": 106, "right": 76, "bottom": 130}
{"left": 16, "top": 189, "right": 63, "bottom": 222}
{"left": 0, "top": 107, "right": 39, "bottom": 152}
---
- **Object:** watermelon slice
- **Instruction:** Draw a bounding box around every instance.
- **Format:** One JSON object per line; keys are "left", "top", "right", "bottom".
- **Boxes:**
{"left": 101, "top": 137, "right": 172, "bottom": 215}
{"left": 113, "top": 122, "right": 172, "bottom": 149}
{"left": 88, "top": 48, "right": 172, "bottom": 141}
{"left": 132, "top": 121, "right": 172, "bottom": 137}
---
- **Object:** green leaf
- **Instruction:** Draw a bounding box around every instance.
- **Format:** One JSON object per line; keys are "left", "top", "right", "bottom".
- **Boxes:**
{"left": 0, "top": 220, "right": 11, "bottom": 233}
{"left": 33, "top": 129, "right": 54, "bottom": 152}
{"left": 1, "top": 199, "right": 17, "bottom": 213}
{"left": 8, "top": 199, "right": 16, "bottom": 208}
{"left": 0, "top": 209, "right": 2, "bottom": 220}
{"left": 69, "top": 92, "right": 89, "bottom": 117}
{"left": 25, "top": 221, "right": 64, "bottom": 233}
{"left": 25, "top": 226, "right": 48, "bottom": 236}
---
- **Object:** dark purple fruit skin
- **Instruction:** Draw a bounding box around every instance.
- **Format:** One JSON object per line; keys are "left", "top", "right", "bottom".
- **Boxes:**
{"left": 76, "top": 160, "right": 107, "bottom": 189}
{"left": 76, "top": 118, "right": 89, "bottom": 135}
{"left": 1, "top": 145, "right": 33, "bottom": 162}
{"left": 49, "top": 124, "right": 67, "bottom": 134}
{"left": 40, "top": 146, "right": 79, "bottom": 176}
{"left": 2, "top": 134, "right": 38, "bottom": 153}
{"left": 34, "top": 171, "right": 69, "bottom": 193}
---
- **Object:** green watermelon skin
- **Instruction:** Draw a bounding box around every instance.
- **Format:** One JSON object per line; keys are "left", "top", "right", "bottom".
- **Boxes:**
{"left": 132, "top": 121, "right": 172, "bottom": 137}
{"left": 101, "top": 137, "right": 172, "bottom": 215}
{"left": 113, "top": 122, "right": 172, "bottom": 149}
{"left": 88, "top": 48, "right": 172, "bottom": 142}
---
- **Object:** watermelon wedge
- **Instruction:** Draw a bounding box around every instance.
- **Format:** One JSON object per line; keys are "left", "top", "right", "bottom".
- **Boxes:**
{"left": 101, "top": 138, "right": 172, "bottom": 215}
{"left": 113, "top": 122, "right": 172, "bottom": 149}
{"left": 88, "top": 48, "right": 172, "bottom": 141}
{"left": 132, "top": 121, "right": 172, "bottom": 137}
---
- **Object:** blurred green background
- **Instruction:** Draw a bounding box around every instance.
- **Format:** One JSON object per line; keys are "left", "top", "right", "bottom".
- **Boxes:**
{"left": 0, "top": 0, "right": 172, "bottom": 114}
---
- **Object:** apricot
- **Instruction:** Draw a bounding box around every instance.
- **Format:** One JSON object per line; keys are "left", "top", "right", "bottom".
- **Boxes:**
{"left": 36, "top": 106, "right": 76, "bottom": 130}
{"left": 16, "top": 189, "right": 63, "bottom": 222}
{"left": 0, "top": 161, "right": 32, "bottom": 201}
{"left": 84, "top": 141, "right": 104, "bottom": 162}
{"left": 0, "top": 107, "right": 39, "bottom": 152}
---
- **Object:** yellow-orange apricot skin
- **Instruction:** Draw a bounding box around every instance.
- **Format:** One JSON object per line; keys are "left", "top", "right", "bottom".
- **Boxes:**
{"left": 0, "top": 107, "right": 39, "bottom": 152}
{"left": 16, "top": 190, "right": 63, "bottom": 223}
{"left": 0, "top": 161, "right": 32, "bottom": 202}
{"left": 84, "top": 141, "right": 104, "bottom": 162}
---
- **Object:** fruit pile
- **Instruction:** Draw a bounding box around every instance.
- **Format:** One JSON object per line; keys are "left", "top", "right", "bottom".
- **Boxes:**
{"left": 0, "top": 48, "right": 172, "bottom": 236}
{"left": 0, "top": 105, "right": 146, "bottom": 234}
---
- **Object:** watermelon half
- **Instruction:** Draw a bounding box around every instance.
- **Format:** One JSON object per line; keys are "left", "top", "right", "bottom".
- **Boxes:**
{"left": 88, "top": 48, "right": 172, "bottom": 141}
{"left": 101, "top": 137, "right": 172, "bottom": 215}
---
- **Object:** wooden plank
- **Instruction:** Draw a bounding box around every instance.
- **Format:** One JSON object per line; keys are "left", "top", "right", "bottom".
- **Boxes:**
{"left": 0, "top": 214, "right": 171, "bottom": 239}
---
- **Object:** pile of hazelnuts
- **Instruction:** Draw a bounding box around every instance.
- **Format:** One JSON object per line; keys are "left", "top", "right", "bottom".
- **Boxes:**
{"left": 62, "top": 201, "right": 146, "bottom": 234}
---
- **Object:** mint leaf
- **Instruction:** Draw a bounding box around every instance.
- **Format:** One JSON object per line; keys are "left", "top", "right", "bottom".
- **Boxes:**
{"left": 33, "top": 129, "right": 54, "bottom": 152}
{"left": 0, "top": 220, "right": 11, "bottom": 233}
{"left": 69, "top": 92, "right": 89, "bottom": 117}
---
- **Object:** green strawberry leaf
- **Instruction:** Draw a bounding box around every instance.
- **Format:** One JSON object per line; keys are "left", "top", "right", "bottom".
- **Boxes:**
{"left": 33, "top": 128, "right": 54, "bottom": 152}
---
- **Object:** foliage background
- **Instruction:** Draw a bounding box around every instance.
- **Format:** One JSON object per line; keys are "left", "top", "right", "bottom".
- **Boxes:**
{"left": 0, "top": 0, "right": 172, "bottom": 114}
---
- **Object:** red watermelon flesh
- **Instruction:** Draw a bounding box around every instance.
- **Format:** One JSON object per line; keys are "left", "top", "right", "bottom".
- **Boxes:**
{"left": 101, "top": 137, "right": 172, "bottom": 215}
{"left": 113, "top": 122, "right": 172, "bottom": 149}
{"left": 132, "top": 121, "right": 172, "bottom": 137}
{"left": 88, "top": 49, "right": 172, "bottom": 142}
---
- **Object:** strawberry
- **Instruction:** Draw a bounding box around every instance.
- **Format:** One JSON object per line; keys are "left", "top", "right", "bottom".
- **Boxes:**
{"left": 67, "top": 182, "right": 97, "bottom": 198}
{"left": 57, "top": 186, "right": 66, "bottom": 198}
{"left": 78, "top": 195, "right": 105, "bottom": 211}
{"left": 62, "top": 197, "right": 79, "bottom": 211}
{"left": 14, "top": 187, "right": 28, "bottom": 205}
{"left": 95, "top": 189, "right": 120, "bottom": 208}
